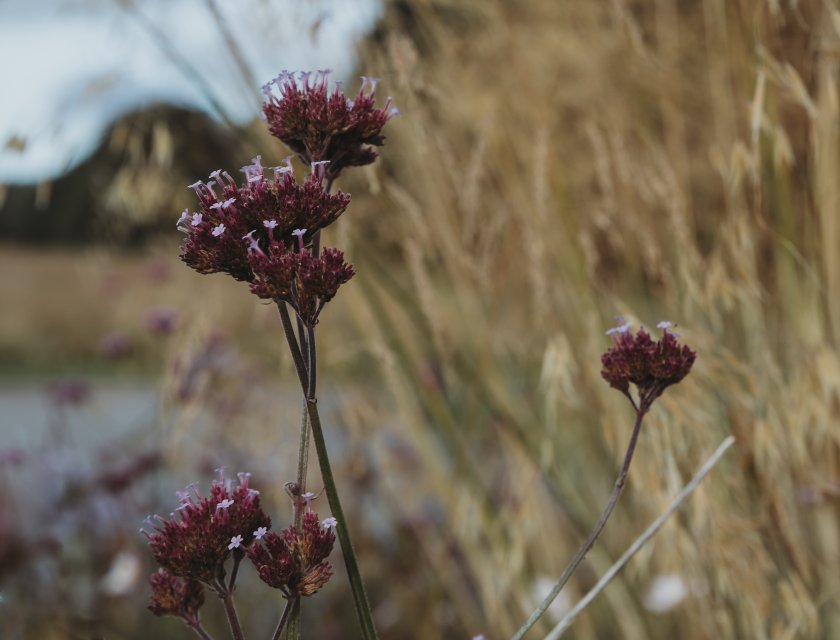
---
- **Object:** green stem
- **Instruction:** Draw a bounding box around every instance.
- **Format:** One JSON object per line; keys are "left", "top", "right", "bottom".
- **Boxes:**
{"left": 277, "top": 301, "right": 308, "bottom": 391}
{"left": 220, "top": 592, "right": 246, "bottom": 640}
{"left": 294, "top": 400, "right": 311, "bottom": 530}
{"left": 187, "top": 620, "right": 215, "bottom": 640}
{"left": 271, "top": 598, "right": 295, "bottom": 640}
{"left": 228, "top": 553, "right": 242, "bottom": 593}
{"left": 285, "top": 597, "right": 301, "bottom": 640}
{"left": 510, "top": 405, "right": 649, "bottom": 640}
{"left": 306, "top": 399, "right": 379, "bottom": 639}
{"left": 306, "top": 325, "right": 317, "bottom": 399}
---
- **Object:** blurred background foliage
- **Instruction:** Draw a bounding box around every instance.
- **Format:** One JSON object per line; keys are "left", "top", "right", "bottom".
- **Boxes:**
{"left": 3, "top": 0, "right": 840, "bottom": 639}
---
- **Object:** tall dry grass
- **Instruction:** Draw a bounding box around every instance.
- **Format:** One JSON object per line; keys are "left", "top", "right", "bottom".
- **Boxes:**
{"left": 5, "top": 0, "right": 840, "bottom": 638}
{"left": 328, "top": 0, "right": 840, "bottom": 637}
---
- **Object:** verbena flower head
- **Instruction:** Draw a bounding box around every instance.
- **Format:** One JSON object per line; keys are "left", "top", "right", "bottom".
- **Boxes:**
{"left": 143, "top": 470, "right": 271, "bottom": 582}
{"left": 245, "top": 509, "right": 336, "bottom": 598}
{"left": 262, "top": 70, "right": 399, "bottom": 179}
{"left": 148, "top": 568, "right": 205, "bottom": 625}
{"left": 179, "top": 162, "right": 350, "bottom": 282}
{"left": 178, "top": 163, "right": 355, "bottom": 325}
{"left": 601, "top": 321, "right": 696, "bottom": 408}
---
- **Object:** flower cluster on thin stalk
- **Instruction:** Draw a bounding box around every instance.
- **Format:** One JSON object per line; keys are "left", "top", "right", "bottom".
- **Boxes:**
{"left": 512, "top": 320, "right": 697, "bottom": 639}
{"left": 156, "top": 70, "right": 396, "bottom": 640}
{"left": 601, "top": 318, "right": 696, "bottom": 413}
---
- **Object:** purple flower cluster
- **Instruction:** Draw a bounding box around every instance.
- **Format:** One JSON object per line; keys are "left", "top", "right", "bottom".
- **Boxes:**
{"left": 148, "top": 569, "right": 205, "bottom": 625}
{"left": 601, "top": 320, "right": 696, "bottom": 407}
{"left": 262, "top": 70, "right": 399, "bottom": 179}
{"left": 246, "top": 510, "right": 337, "bottom": 598}
{"left": 178, "top": 159, "right": 354, "bottom": 326}
{"left": 179, "top": 72, "right": 396, "bottom": 327}
{"left": 143, "top": 470, "right": 271, "bottom": 583}
{"left": 144, "top": 471, "right": 339, "bottom": 621}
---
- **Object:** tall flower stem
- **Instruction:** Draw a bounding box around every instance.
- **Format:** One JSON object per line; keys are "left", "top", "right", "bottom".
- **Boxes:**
{"left": 188, "top": 621, "right": 215, "bottom": 640}
{"left": 277, "top": 301, "right": 311, "bottom": 527}
{"left": 294, "top": 400, "right": 311, "bottom": 529}
{"left": 270, "top": 599, "right": 295, "bottom": 640}
{"left": 285, "top": 597, "right": 302, "bottom": 640}
{"left": 306, "top": 326, "right": 317, "bottom": 399}
{"left": 277, "top": 302, "right": 308, "bottom": 391}
{"left": 511, "top": 403, "right": 649, "bottom": 640}
{"left": 277, "top": 300, "right": 379, "bottom": 638}
{"left": 306, "top": 398, "right": 379, "bottom": 640}
{"left": 277, "top": 302, "right": 307, "bottom": 640}
{"left": 220, "top": 592, "right": 246, "bottom": 640}
{"left": 544, "top": 436, "right": 735, "bottom": 639}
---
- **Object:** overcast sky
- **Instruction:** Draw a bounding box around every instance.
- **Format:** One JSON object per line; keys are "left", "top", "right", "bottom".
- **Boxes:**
{"left": 0, "top": 0, "right": 382, "bottom": 184}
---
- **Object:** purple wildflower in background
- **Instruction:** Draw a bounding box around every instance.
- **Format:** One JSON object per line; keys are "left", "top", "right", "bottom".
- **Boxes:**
{"left": 601, "top": 321, "right": 696, "bottom": 408}
{"left": 99, "top": 331, "right": 133, "bottom": 360}
{"left": 48, "top": 378, "right": 91, "bottom": 407}
{"left": 145, "top": 307, "right": 179, "bottom": 335}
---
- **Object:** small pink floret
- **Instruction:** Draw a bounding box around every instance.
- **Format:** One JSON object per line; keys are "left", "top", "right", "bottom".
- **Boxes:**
{"left": 228, "top": 534, "right": 243, "bottom": 550}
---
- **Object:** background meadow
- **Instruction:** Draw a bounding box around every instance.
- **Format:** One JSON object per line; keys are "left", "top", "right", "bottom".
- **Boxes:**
{"left": 2, "top": 1, "right": 839, "bottom": 638}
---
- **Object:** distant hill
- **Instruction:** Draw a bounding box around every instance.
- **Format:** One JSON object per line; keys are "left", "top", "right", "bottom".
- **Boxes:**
{"left": 0, "top": 106, "right": 244, "bottom": 247}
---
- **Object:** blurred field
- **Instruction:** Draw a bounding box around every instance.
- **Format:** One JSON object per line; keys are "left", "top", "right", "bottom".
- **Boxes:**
{"left": 4, "top": 0, "right": 840, "bottom": 639}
